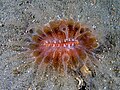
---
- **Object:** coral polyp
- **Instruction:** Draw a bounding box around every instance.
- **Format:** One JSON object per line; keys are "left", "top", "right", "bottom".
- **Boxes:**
{"left": 28, "top": 18, "right": 99, "bottom": 76}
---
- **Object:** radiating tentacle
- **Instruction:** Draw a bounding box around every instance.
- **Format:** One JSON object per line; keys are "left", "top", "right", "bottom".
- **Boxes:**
{"left": 62, "top": 53, "right": 70, "bottom": 75}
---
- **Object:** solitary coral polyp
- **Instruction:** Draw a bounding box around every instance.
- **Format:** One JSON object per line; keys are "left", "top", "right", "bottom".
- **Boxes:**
{"left": 28, "top": 18, "right": 99, "bottom": 76}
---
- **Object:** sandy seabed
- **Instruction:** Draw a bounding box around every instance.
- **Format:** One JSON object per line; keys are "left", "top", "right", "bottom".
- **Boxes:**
{"left": 0, "top": 0, "right": 120, "bottom": 90}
